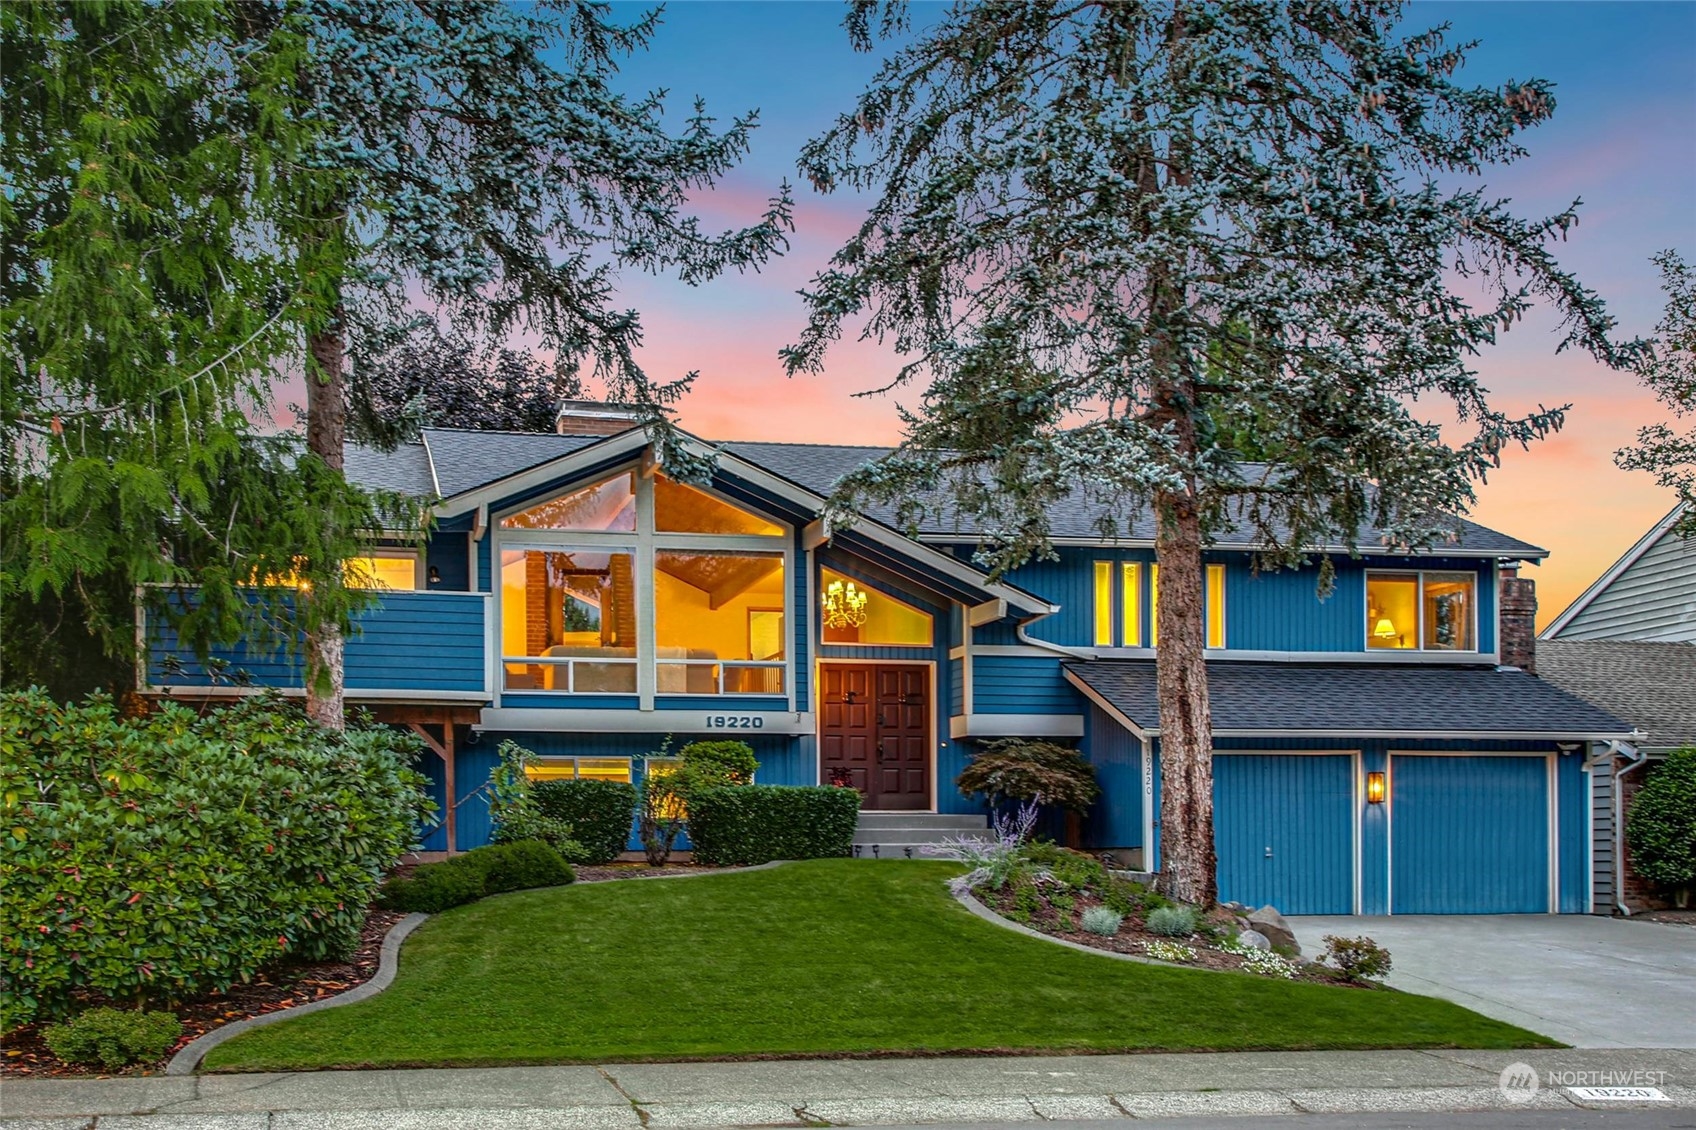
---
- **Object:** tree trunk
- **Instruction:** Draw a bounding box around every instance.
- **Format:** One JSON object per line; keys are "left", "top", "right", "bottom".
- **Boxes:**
{"left": 1153, "top": 488, "right": 1217, "bottom": 907}
{"left": 303, "top": 319, "right": 346, "bottom": 731}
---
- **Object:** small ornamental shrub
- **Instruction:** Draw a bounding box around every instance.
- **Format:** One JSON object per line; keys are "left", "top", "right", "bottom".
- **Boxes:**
{"left": 1626, "top": 747, "right": 1696, "bottom": 896}
{"left": 1143, "top": 940, "right": 1197, "bottom": 964}
{"left": 956, "top": 738, "right": 1100, "bottom": 812}
{"left": 378, "top": 858, "right": 487, "bottom": 914}
{"left": 1102, "top": 880, "right": 1140, "bottom": 917}
{"left": 41, "top": 1007, "right": 184, "bottom": 1070}
{"left": 531, "top": 777, "right": 638, "bottom": 864}
{"left": 469, "top": 841, "right": 574, "bottom": 894}
{"left": 1145, "top": 904, "right": 1198, "bottom": 937}
{"left": 1080, "top": 906, "right": 1123, "bottom": 936}
{"left": 925, "top": 801, "right": 1038, "bottom": 892}
{"left": 0, "top": 690, "right": 431, "bottom": 1030}
{"left": 686, "top": 785, "right": 861, "bottom": 866}
{"left": 1021, "top": 842, "right": 1110, "bottom": 891}
{"left": 638, "top": 743, "right": 689, "bottom": 867}
{"left": 1322, "top": 935, "right": 1394, "bottom": 982}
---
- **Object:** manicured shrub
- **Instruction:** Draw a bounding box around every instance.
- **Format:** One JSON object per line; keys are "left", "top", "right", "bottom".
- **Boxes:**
{"left": 41, "top": 1007, "right": 183, "bottom": 1069}
{"left": 530, "top": 778, "right": 638, "bottom": 864}
{"left": 1145, "top": 904, "right": 1198, "bottom": 937}
{"left": 1321, "top": 935, "right": 1393, "bottom": 982}
{"left": 378, "top": 856, "right": 488, "bottom": 914}
{"left": 486, "top": 741, "right": 586, "bottom": 861}
{"left": 686, "top": 785, "right": 861, "bottom": 866}
{"left": 676, "top": 740, "right": 759, "bottom": 788}
{"left": 0, "top": 690, "right": 431, "bottom": 1030}
{"left": 956, "top": 738, "right": 1100, "bottom": 813}
{"left": 1079, "top": 906, "right": 1123, "bottom": 936}
{"left": 1626, "top": 747, "right": 1696, "bottom": 896}
{"left": 470, "top": 841, "right": 574, "bottom": 895}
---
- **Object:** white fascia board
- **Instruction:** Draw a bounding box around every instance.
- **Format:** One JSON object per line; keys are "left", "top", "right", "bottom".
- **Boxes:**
{"left": 1541, "top": 502, "right": 1688, "bottom": 639}
{"left": 147, "top": 686, "right": 492, "bottom": 703}
{"left": 948, "top": 713, "right": 1085, "bottom": 739}
{"left": 477, "top": 707, "right": 816, "bottom": 736}
{"left": 1062, "top": 667, "right": 1150, "bottom": 741}
{"left": 917, "top": 535, "right": 1548, "bottom": 560}
{"left": 434, "top": 430, "right": 652, "bottom": 518}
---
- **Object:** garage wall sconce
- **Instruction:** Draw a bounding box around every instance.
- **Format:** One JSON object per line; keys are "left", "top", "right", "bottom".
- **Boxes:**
{"left": 1366, "top": 771, "right": 1386, "bottom": 804}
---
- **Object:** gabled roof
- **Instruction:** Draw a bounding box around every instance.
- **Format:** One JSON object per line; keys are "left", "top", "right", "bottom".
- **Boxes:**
{"left": 343, "top": 429, "right": 1545, "bottom": 559}
{"left": 1536, "top": 640, "right": 1696, "bottom": 751}
{"left": 1064, "top": 659, "right": 1633, "bottom": 739}
{"left": 1541, "top": 503, "right": 1692, "bottom": 639}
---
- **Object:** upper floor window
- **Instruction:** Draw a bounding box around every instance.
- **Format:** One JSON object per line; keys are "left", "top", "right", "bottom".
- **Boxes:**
{"left": 347, "top": 551, "right": 420, "bottom": 591}
{"left": 1095, "top": 561, "right": 1224, "bottom": 648}
{"left": 1367, "top": 570, "right": 1476, "bottom": 651}
{"left": 497, "top": 467, "right": 789, "bottom": 695}
{"left": 820, "top": 568, "right": 933, "bottom": 646}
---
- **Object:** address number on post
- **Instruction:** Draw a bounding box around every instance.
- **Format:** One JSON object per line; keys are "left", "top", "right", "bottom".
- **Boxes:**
{"left": 704, "top": 715, "right": 765, "bottom": 729}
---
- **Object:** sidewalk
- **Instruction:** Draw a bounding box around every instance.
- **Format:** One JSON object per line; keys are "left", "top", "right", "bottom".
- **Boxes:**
{"left": 3, "top": 1049, "right": 1693, "bottom": 1128}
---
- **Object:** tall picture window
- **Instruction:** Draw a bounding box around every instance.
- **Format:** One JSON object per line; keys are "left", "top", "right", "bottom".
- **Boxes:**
{"left": 1366, "top": 571, "right": 1477, "bottom": 651}
{"left": 1094, "top": 561, "right": 1224, "bottom": 648}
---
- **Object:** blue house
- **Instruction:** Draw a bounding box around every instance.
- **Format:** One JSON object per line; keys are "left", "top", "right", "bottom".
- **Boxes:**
{"left": 141, "top": 405, "right": 1633, "bottom": 915}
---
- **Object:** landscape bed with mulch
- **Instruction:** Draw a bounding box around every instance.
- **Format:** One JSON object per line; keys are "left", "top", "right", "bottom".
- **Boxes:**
{"left": 1, "top": 908, "right": 405, "bottom": 1078}
{"left": 1, "top": 862, "right": 722, "bottom": 1078}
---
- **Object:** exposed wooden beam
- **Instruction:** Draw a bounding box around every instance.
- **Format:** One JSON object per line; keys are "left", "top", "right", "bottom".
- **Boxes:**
{"left": 968, "top": 598, "right": 1007, "bottom": 627}
{"left": 802, "top": 519, "right": 828, "bottom": 551}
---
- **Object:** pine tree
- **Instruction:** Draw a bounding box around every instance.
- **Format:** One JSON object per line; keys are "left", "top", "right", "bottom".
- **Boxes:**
{"left": 1617, "top": 250, "right": 1696, "bottom": 536}
{"left": 786, "top": 0, "right": 1643, "bottom": 904}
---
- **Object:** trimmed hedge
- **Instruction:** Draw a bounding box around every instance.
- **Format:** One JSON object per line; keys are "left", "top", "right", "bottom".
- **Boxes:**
{"left": 531, "top": 778, "right": 637, "bottom": 864}
{"left": 378, "top": 841, "right": 573, "bottom": 913}
{"left": 42, "top": 1007, "right": 183, "bottom": 1069}
{"left": 687, "top": 785, "right": 861, "bottom": 866}
{"left": 1, "top": 691, "right": 430, "bottom": 1031}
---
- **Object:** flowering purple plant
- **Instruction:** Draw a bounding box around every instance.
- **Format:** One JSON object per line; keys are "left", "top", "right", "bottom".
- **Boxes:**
{"left": 923, "top": 799, "right": 1041, "bottom": 892}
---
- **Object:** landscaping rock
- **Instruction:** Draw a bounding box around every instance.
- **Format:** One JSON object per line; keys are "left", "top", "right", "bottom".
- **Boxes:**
{"left": 1235, "top": 929, "right": 1271, "bottom": 950}
{"left": 1248, "top": 905, "right": 1300, "bottom": 955}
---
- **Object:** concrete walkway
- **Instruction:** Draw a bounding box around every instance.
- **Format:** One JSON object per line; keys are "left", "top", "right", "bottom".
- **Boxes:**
{"left": 2, "top": 1049, "right": 1692, "bottom": 1128}
{"left": 1288, "top": 915, "right": 1696, "bottom": 1049}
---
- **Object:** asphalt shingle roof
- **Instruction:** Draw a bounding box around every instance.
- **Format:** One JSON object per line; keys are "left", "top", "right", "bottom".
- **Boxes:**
{"left": 1535, "top": 641, "right": 1696, "bottom": 751}
{"left": 1065, "top": 659, "right": 1632, "bottom": 736}
{"left": 344, "top": 428, "right": 1544, "bottom": 558}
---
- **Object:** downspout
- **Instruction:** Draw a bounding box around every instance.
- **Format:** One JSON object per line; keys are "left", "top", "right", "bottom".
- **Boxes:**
{"left": 1015, "top": 616, "right": 1093, "bottom": 659}
{"left": 1608, "top": 739, "right": 1648, "bottom": 917}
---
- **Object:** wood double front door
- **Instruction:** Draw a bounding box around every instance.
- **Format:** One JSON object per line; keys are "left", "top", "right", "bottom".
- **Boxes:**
{"left": 819, "top": 663, "right": 931, "bottom": 810}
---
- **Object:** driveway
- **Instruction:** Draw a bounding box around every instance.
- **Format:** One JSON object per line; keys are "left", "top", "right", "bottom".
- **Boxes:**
{"left": 1288, "top": 914, "right": 1696, "bottom": 1048}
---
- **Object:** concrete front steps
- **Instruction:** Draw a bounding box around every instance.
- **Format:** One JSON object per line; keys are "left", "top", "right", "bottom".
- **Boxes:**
{"left": 851, "top": 812, "right": 988, "bottom": 859}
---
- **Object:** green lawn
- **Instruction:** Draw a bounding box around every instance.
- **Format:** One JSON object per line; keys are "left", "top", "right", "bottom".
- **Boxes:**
{"left": 205, "top": 860, "right": 1554, "bottom": 1071}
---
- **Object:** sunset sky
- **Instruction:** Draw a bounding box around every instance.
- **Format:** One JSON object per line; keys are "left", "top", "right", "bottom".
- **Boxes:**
{"left": 533, "top": 2, "right": 1695, "bottom": 628}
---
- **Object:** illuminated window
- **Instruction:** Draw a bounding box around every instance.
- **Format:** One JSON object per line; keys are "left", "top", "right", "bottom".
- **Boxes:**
{"left": 1121, "top": 563, "right": 1143, "bottom": 647}
{"left": 347, "top": 553, "right": 419, "bottom": 591}
{"left": 820, "top": 568, "right": 933, "bottom": 646}
{"left": 1367, "top": 571, "right": 1475, "bottom": 651}
{"left": 654, "top": 476, "right": 783, "bottom": 536}
{"left": 1093, "top": 562, "right": 1113, "bottom": 646}
{"left": 500, "top": 548, "right": 638, "bottom": 692}
{"left": 656, "top": 550, "right": 786, "bottom": 694}
{"left": 525, "top": 757, "right": 633, "bottom": 783}
{"left": 1207, "top": 564, "right": 1226, "bottom": 649}
{"left": 501, "top": 473, "right": 635, "bottom": 532}
{"left": 1150, "top": 564, "right": 1159, "bottom": 647}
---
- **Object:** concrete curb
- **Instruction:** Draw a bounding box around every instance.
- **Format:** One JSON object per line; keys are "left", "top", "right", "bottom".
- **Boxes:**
{"left": 952, "top": 885, "right": 1168, "bottom": 967}
{"left": 165, "top": 912, "right": 429, "bottom": 1076}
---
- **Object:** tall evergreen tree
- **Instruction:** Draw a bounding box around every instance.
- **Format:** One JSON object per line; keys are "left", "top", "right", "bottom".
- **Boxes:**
{"left": 277, "top": 0, "right": 793, "bottom": 726}
{"left": 787, "top": 0, "right": 1643, "bottom": 903}
{"left": 1617, "top": 250, "right": 1696, "bottom": 535}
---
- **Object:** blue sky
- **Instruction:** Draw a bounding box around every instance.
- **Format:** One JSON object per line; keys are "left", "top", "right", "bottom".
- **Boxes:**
{"left": 588, "top": 1, "right": 1696, "bottom": 622}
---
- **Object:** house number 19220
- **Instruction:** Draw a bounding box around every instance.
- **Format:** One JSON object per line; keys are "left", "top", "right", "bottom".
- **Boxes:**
{"left": 704, "top": 715, "right": 764, "bottom": 729}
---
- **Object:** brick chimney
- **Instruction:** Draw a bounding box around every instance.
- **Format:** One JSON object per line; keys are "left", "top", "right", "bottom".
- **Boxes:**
{"left": 556, "top": 399, "right": 645, "bottom": 437}
{"left": 1498, "top": 565, "right": 1538, "bottom": 673}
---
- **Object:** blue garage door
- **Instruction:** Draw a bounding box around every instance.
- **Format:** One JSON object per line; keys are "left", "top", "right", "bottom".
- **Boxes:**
{"left": 1213, "top": 754, "right": 1355, "bottom": 915}
{"left": 1391, "top": 755, "right": 1549, "bottom": 914}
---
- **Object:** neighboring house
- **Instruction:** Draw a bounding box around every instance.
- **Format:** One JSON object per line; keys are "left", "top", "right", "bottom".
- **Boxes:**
{"left": 141, "top": 406, "right": 1632, "bottom": 915}
{"left": 1535, "top": 505, "right": 1696, "bottom": 912}
{"left": 1541, "top": 503, "right": 1695, "bottom": 643}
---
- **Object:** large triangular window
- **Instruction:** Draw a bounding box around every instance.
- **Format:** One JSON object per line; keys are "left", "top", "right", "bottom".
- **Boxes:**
{"left": 654, "top": 475, "right": 782, "bottom": 536}
{"left": 501, "top": 472, "right": 635, "bottom": 532}
{"left": 820, "top": 568, "right": 932, "bottom": 646}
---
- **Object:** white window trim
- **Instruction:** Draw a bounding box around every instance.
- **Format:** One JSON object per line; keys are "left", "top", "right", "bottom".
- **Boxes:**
{"left": 491, "top": 461, "right": 794, "bottom": 708}
{"left": 1364, "top": 568, "right": 1481, "bottom": 654}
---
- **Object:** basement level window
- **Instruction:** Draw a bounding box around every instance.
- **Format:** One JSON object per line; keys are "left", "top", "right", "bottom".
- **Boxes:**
{"left": 524, "top": 757, "right": 633, "bottom": 783}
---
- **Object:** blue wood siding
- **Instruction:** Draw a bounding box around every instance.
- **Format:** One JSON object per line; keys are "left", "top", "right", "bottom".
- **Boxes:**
{"left": 971, "top": 654, "right": 1079, "bottom": 714}
{"left": 1082, "top": 704, "right": 1143, "bottom": 851}
{"left": 415, "top": 751, "right": 448, "bottom": 853}
{"left": 146, "top": 591, "right": 488, "bottom": 695}
{"left": 949, "top": 658, "right": 965, "bottom": 715}
{"left": 1390, "top": 754, "right": 1550, "bottom": 914}
{"left": 1213, "top": 753, "right": 1355, "bottom": 914}
{"left": 426, "top": 530, "right": 471, "bottom": 591}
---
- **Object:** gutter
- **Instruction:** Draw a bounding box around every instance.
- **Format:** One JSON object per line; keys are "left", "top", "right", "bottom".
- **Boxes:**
{"left": 1015, "top": 618, "right": 1093, "bottom": 659}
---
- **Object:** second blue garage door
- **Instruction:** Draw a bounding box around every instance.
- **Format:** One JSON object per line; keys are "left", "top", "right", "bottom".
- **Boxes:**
{"left": 1390, "top": 754, "right": 1551, "bottom": 914}
{"left": 1213, "top": 753, "right": 1355, "bottom": 915}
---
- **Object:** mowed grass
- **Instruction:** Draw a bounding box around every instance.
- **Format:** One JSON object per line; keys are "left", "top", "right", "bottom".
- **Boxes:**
{"left": 205, "top": 860, "right": 1554, "bottom": 1071}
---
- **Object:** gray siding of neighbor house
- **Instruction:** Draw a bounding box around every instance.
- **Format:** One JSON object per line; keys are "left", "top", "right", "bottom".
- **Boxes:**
{"left": 1592, "top": 764, "right": 1615, "bottom": 912}
{"left": 1553, "top": 524, "right": 1696, "bottom": 642}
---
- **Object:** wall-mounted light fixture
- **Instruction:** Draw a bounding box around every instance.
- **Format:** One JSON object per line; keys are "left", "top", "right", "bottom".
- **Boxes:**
{"left": 1366, "top": 771, "right": 1386, "bottom": 805}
